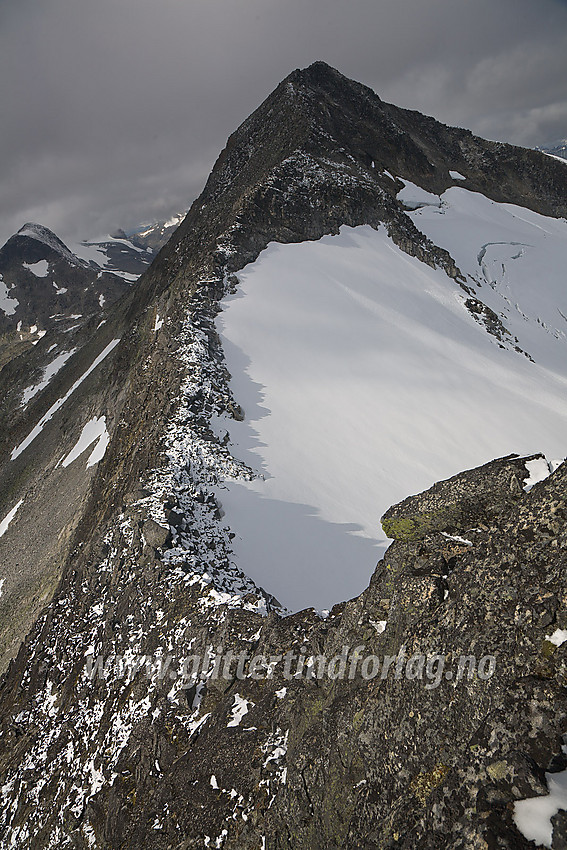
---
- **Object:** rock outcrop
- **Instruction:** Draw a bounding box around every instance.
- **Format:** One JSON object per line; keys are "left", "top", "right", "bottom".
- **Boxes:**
{"left": 381, "top": 452, "right": 542, "bottom": 541}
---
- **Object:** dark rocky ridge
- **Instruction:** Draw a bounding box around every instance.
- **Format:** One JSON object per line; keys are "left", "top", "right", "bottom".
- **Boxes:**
{"left": 0, "top": 61, "right": 566, "bottom": 848}
{"left": 164, "top": 60, "right": 567, "bottom": 276}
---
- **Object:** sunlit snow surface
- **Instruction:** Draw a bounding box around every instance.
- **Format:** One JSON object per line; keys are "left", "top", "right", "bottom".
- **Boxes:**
{"left": 60, "top": 416, "right": 110, "bottom": 469}
{"left": 215, "top": 194, "right": 567, "bottom": 612}
{"left": 514, "top": 768, "right": 567, "bottom": 847}
{"left": 400, "top": 182, "right": 567, "bottom": 371}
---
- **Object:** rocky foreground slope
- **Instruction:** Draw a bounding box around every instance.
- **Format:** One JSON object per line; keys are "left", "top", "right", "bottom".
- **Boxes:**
{"left": 1, "top": 453, "right": 566, "bottom": 848}
{"left": 0, "top": 61, "right": 566, "bottom": 848}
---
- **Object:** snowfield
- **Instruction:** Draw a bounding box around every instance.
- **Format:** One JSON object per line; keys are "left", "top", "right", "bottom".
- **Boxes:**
{"left": 0, "top": 273, "right": 18, "bottom": 316}
{"left": 215, "top": 196, "right": 567, "bottom": 612}
{"left": 400, "top": 181, "right": 567, "bottom": 372}
{"left": 23, "top": 259, "right": 49, "bottom": 277}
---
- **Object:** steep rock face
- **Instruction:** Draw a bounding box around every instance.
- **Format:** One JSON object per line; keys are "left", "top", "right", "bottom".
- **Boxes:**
{"left": 0, "top": 61, "right": 566, "bottom": 848}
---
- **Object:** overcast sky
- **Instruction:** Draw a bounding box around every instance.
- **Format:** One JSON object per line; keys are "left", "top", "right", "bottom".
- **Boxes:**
{"left": 1, "top": 0, "right": 566, "bottom": 248}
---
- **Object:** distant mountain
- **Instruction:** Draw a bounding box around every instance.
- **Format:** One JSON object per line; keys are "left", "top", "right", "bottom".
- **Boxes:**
{"left": 0, "top": 209, "right": 189, "bottom": 389}
{"left": 70, "top": 212, "right": 188, "bottom": 279}
{"left": 71, "top": 233, "right": 154, "bottom": 279}
{"left": 536, "top": 138, "right": 567, "bottom": 161}
{"left": 0, "top": 223, "right": 130, "bottom": 368}
{"left": 1, "top": 62, "right": 567, "bottom": 850}
{"left": 121, "top": 210, "right": 187, "bottom": 252}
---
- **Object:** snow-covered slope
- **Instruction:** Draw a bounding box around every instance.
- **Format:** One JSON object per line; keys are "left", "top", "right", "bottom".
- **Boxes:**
{"left": 71, "top": 235, "right": 153, "bottom": 281}
{"left": 215, "top": 202, "right": 567, "bottom": 610}
{"left": 70, "top": 211, "right": 188, "bottom": 281}
{"left": 400, "top": 181, "right": 567, "bottom": 369}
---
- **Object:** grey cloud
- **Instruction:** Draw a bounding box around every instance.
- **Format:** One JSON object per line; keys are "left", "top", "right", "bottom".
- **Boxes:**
{"left": 1, "top": 0, "right": 566, "bottom": 247}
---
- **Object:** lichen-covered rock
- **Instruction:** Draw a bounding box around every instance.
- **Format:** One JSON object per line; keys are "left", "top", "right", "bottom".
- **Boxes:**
{"left": 0, "top": 454, "right": 565, "bottom": 849}
{"left": 380, "top": 453, "right": 540, "bottom": 541}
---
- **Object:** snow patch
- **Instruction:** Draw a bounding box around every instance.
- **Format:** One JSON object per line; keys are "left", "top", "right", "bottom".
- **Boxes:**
{"left": 514, "top": 769, "right": 567, "bottom": 847}
{"left": 23, "top": 259, "right": 49, "bottom": 277}
{"left": 71, "top": 242, "right": 110, "bottom": 268}
{"left": 398, "top": 180, "right": 442, "bottom": 210}
{"left": 227, "top": 694, "right": 254, "bottom": 727}
{"left": 546, "top": 629, "right": 567, "bottom": 647}
{"left": 449, "top": 170, "right": 466, "bottom": 180}
{"left": 0, "top": 500, "right": 24, "bottom": 538}
{"left": 523, "top": 457, "right": 553, "bottom": 491}
{"left": 21, "top": 349, "right": 77, "bottom": 406}
{"left": 60, "top": 417, "right": 110, "bottom": 469}
{"left": 0, "top": 274, "right": 18, "bottom": 316}
{"left": 440, "top": 532, "right": 473, "bottom": 546}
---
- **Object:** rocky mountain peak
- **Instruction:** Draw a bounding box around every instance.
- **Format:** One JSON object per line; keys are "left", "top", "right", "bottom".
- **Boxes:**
{"left": 15, "top": 221, "right": 83, "bottom": 265}
{"left": 154, "top": 61, "right": 566, "bottom": 301}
